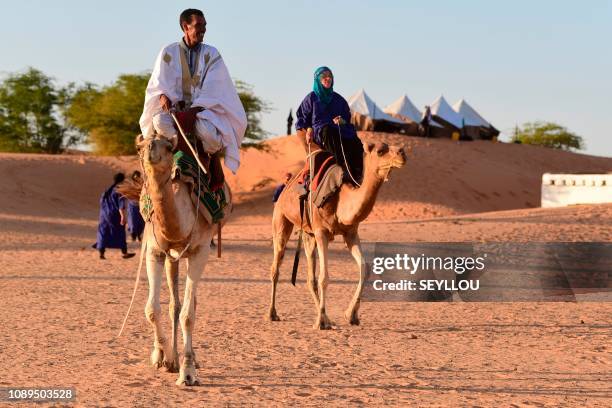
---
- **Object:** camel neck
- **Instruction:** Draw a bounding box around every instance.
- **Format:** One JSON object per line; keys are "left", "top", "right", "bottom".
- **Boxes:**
{"left": 147, "top": 170, "right": 184, "bottom": 240}
{"left": 338, "top": 162, "right": 384, "bottom": 224}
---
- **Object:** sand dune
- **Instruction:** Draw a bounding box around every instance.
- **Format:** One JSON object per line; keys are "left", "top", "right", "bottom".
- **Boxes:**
{"left": 227, "top": 133, "right": 612, "bottom": 222}
{"left": 3, "top": 134, "right": 609, "bottom": 222}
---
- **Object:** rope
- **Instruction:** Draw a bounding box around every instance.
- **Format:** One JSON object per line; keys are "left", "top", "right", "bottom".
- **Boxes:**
{"left": 308, "top": 140, "right": 314, "bottom": 224}
{"left": 336, "top": 123, "right": 361, "bottom": 187}
{"left": 116, "top": 234, "right": 147, "bottom": 338}
{"left": 117, "top": 136, "right": 205, "bottom": 338}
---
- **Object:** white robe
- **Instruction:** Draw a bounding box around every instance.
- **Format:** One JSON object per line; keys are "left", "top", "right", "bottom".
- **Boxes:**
{"left": 139, "top": 42, "right": 247, "bottom": 173}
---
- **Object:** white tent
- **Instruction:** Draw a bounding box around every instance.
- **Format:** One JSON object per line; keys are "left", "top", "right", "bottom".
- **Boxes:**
{"left": 384, "top": 95, "right": 422, "bottom": 123}
{"left": 452, "top": 99, "right": 490, "bottom": 127}
{"left": 348, "top": 89, "right": 405, "bottom": 124}
{"left": 429, "top": 95, "right": 464, "bottom": 129}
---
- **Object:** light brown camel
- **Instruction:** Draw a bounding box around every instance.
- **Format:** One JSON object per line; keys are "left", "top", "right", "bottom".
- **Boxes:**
{"left": 268, "top": 140, "right": 407, "bottom": 329}
{"left": 135, "top": 134, "right": 230, "bottom": 385}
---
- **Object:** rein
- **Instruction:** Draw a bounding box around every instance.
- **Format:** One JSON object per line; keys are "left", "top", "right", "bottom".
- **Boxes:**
{"left": 337, "top": 123, "right": 362, "bottom": 187}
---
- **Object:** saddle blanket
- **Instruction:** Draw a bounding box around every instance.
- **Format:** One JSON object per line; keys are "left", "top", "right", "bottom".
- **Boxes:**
{"left": 139, "top": 150, "right": 228, "bottom": 224}
{"left": 294, "top": 150, "right": 344, "bottom": 208}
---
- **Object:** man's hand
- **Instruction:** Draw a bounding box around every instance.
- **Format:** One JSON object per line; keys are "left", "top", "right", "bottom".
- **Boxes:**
{"left": 160, "top": 94, "right": 172, "bottom": 112}
{"left": 333, "top": 116, "right": 345, "bottom": 125}
{"left": 120, "top": 216, "right": 126, "bottom": 226}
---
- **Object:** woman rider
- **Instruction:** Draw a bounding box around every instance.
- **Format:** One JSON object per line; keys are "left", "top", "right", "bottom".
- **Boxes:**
{"left": 295, "top": 66, "right": 364, "bottom": 184}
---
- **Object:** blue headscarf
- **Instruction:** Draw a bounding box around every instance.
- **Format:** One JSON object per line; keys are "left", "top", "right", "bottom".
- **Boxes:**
{"left": 313, "top": 66, "right": 334, "bottom": 108}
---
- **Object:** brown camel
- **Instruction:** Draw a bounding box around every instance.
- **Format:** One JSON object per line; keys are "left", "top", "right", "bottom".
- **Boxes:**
{"left": 268, "top": 139, "right": 407, "bottom": 329}
{"left": 134, "top": 134, "right": 231, "bottom": 385}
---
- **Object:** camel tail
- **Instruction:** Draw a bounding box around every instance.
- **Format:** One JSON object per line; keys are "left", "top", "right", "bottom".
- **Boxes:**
{"left": 116, "top": 229, "right": 148, "bottom": 338}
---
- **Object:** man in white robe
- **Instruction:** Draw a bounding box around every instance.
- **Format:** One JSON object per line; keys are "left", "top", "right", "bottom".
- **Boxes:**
{"left": 139, "top": 8, "right": 247, "bottom": 174}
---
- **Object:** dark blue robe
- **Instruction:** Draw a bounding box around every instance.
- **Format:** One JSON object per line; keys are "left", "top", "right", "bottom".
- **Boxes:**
{"left": 272, "top": 184, "right": 286, "bottom": 203}
{"left": 127, "top": 201, "right": 145, "bottom": 237}
{"left": 295, "top": 91, "right": 358, "bottom": 146}
{"left": 96, "top": 184, "right": 127, "bottom": 250}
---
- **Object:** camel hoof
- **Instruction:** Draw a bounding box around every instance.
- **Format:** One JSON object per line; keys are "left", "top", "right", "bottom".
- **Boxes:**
{"left": 267, "top": 309, "right": 281, "bottom": 321}
{"left": 150, "top": 348, "right": 164, "bottom": 368}
{"left": 176, "top": 372, "right": 200, "bottom": 386}
{"left": 313, "top": 316, "right": 334, "bottom": 330}
{"left": 345, "top": 310, "right": 360, "bottom": 326}
{"left": 163, "top": 357, "right": 180, "bottom": 373}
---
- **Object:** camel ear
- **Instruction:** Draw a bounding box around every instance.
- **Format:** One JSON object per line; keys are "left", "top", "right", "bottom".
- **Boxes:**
{"left": 364, "top": 142, "right": 375, "bottom": 153}
{"left": 135, "top": 134, "right": 146, "bottom": 150}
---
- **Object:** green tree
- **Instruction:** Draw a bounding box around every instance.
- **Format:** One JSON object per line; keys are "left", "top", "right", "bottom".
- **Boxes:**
{"left": 0, "top": 67, "right": 78, "bottom": 153}
{"left": 66, "top": 73, "right": 149, "bottom": 155}
{"left": 236, "top": 80, "right": 271, "bottom": 149}
{"left": 68, "top": 75, "right": 270, "bottom": 155}
{"left": 511, "top": 121, "right": 584, "bottom": 151}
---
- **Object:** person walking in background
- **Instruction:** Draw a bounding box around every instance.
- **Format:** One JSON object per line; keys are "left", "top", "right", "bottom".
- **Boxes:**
{"left": 273, "top": 172, "right": 293, "bottom": 203}
{"left": 127, "top": 170, "right": 145, "bottom": 242}
{"left": 287, "top": 109, "right": 294, "bottom": 135}
{"left": 93, "top": 173, "right": 135, "bottom": 260}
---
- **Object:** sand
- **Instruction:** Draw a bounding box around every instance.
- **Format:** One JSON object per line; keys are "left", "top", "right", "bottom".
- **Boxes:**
{"left": 0, "top": 136, "right": 611, "bottom": 406}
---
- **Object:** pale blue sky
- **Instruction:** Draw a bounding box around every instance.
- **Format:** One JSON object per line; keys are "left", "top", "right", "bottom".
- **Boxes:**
{"left": 1, "top": 1, "right": 610, "bottom": 156}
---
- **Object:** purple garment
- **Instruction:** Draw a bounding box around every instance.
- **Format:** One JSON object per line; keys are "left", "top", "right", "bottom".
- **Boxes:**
{"left": 96, "top": 185, "right": 127, "bottom": 250}
{"left": 272, "top": 184, "right": 286, "bottom": 203}
{"left": 127, "top": 201, "right": 145, "bottom": 236}
{"left": 295, "top": 91, "right": 358, "bottom": 146}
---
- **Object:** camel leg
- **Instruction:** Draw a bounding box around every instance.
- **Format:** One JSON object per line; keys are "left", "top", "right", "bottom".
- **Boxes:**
{"left": 344, "top": 231, "right": 365, "bottom": 325}
{"left": 303, "top": 233, "right": 319, "bottom": 309}
{"left": 176, "top": 241, "right": 210, "bottom": 386}
{"left": 164, "top": 257, "right": 180, "bottom": 372}
{"left": 314, "top": 231, "right": 333, "bottom": 330}
{"left": 145, "top": 246, "right": 171, "bottom": 368}
{"left": 267, "top": 212, "right": 293, "bottom": 321}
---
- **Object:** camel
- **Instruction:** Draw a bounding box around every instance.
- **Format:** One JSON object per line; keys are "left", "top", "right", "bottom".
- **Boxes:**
{"left": 134, "top": 133, "right": 229, "bottom": 386}
{"left": 268, "top": 140, "right": 407, "bottom": 329}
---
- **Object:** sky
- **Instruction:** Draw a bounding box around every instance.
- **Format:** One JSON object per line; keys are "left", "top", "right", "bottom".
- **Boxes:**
{"left": 1, "top": 0, "right": 610, "bottom": 157}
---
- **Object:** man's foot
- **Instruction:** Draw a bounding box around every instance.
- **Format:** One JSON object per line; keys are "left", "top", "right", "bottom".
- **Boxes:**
{"left": 122, "top": 253, "right": 136, "bottom": 259}
{"left": 99, "top": 254, "right": 106, "bottom": 260}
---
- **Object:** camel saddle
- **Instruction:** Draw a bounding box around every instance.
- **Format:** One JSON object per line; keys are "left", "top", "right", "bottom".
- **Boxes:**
{"left": 293, "top": 150, "right": 344, "bottom": 208}
{"left": 173, "top": 107, "right": 225, "bottom": 192}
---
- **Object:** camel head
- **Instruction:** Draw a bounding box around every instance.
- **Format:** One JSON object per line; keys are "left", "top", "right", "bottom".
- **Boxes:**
{"left": 135, "top": 134, "right": 177, "bottom": 177}
{"left": 362, "top": 142, "right": 407, "bottom": 181}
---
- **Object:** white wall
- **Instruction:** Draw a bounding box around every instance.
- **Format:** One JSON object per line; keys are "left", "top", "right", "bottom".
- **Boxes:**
{"left": 541, "top": 173, "right": 612, "bottom": 208}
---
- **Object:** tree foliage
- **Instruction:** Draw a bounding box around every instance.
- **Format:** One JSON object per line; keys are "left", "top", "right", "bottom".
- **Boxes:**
{"left": 511, "top": 121, "right": 584, "bottom": 151}
{"left": 0, "top": 67, "right": 79, "bottom": 153}
{"left": 66, "top": 74, "right": 149, "bottom": 155}
{"left": 68, "top": 76, "right": 270, "bottom": 154}
{"left": 235, "top": 80, "right": 271, "bottom": 149}
{"left": 1, "top": 67, "right": 271, "bottom": 155}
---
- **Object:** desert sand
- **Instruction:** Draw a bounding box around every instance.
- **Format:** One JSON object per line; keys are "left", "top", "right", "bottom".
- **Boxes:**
{"left": 0, "top": 134, "right": 611, "bottom": 406}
